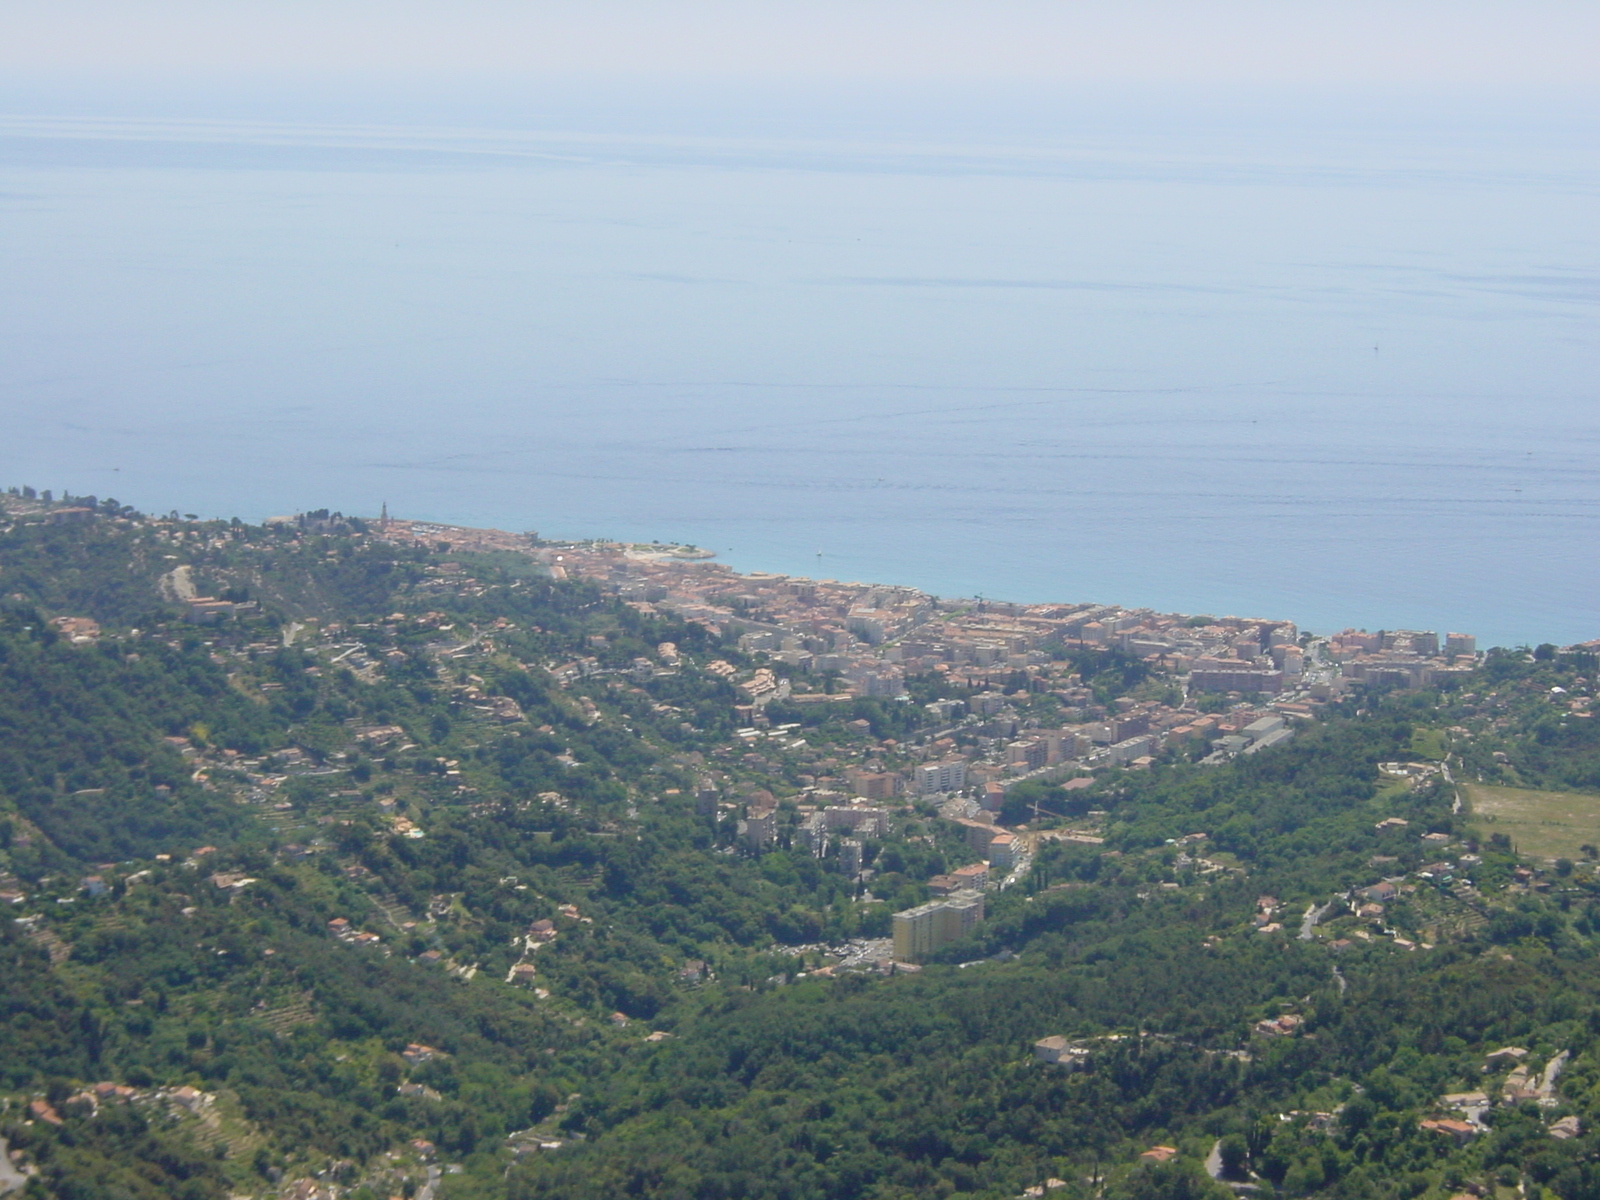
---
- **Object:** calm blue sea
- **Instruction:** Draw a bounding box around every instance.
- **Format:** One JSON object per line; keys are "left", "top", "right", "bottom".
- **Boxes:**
{"left": 2, "top": 87, "right": 1596, "bottom": 647}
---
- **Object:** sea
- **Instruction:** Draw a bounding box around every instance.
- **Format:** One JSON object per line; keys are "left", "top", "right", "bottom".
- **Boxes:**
{"left": 1, "top": 83, "right": 1596, "bottom": 648}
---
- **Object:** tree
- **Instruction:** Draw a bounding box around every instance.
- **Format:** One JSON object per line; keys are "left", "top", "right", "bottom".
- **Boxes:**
{"left": 1110, "top": 1161, "right": 1231, "bottom": 1200}
{"left": 1218, "top": 1133, "right": 1249, "bottom": 1180}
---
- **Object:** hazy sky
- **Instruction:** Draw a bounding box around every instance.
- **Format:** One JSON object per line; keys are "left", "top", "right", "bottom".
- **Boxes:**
{"left": 5, "top": 1, "right": 1597, "bottom": 94}
{"left": 3, "top": 4, "right": 1596, "bottom": 643}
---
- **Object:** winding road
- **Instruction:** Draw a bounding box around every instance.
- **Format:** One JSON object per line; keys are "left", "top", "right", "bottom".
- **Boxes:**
{"left": 0, "top": 1136, "right": 29, "bottom": 1196}
{"left": 1300, "top": 899, "right": 1339, "bottom": 940}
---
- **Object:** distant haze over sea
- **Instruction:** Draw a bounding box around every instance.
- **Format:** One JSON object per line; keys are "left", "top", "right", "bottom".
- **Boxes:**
{"left": 1, "top": 83, "right": 1596, "bottom": 648}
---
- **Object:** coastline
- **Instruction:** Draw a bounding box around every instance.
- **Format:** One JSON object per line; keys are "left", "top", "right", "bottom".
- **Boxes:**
{"left": 379, "top": 515, "right": 1493, "bottom": 658}
{"left": 376, "top": 515, "right": 1495, "bottom": 722}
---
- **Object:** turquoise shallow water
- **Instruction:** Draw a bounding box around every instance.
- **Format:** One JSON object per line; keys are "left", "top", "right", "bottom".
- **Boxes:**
{"left": 1, "top": 94, "right": 1596, "bottom": 646}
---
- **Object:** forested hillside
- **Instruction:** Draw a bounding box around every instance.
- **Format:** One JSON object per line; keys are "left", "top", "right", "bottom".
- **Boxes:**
{"left": 5, "top": 490, "right": 1600, "bottom": 1200}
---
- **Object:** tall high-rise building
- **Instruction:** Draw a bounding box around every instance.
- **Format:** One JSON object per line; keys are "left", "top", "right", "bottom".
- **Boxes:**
{"left": 741, "top": 806, "right": 777, "bottom": 850}
{"left": 845, "top": 768, "right": 900, "bottom": 800}
{"left": 694, "top": 779, "right": 719, "bottom": 816}
{"left": 914, "top": 759, "right": 967, "bottom": 795}
{"left": 892, "top": 891, "right": 985, "bottom": 962}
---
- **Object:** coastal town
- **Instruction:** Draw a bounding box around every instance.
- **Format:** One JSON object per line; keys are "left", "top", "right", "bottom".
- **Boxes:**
{"left": 370, "top": 519, "right": 1495, "bottom": 962}
{"left": 4, "top": 492, "right": 1599, "bottom": 1200}
{"left": 0, "top": 495, "right": 1525, "bottom": 974}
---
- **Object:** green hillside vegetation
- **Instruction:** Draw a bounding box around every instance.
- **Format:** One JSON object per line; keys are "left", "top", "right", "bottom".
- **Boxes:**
{"left": 5, "top": 490, "right": 1600, "bottom": 1200}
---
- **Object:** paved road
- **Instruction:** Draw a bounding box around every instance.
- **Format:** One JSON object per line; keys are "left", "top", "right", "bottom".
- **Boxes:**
{"left": 0, "top": 1136, "right": 29, "bottom": 1196}
{"left": 1442, "top": 761, "right": 1464, "bottom": 813}
{"left": 1300, "top": 899, "right": 1339, "bottom": 940}
{"left": 1541, "top": 1050, "right": 1571, "bottom": 1100}
{"left": 1000, "top": 848, "right": 1033, "bottom": 890}
{"left": 1204, "top": 1137, "right": 1263, "bottom": 1193}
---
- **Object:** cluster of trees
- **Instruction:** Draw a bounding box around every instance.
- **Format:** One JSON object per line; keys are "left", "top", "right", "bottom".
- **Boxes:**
{"left": 10, "top": 501, "right": 1600, "bottom": 1198}
{"left": 0, "top": 611, "right": 264, "bottom": 864}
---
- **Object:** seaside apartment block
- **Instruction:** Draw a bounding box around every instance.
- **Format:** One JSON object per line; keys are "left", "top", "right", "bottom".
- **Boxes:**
{"left": 892, "top": 890, "right": 985, "bottom": 962}
{"left": 1187, "top": 661, "right": 1284, "bottom": 695}
{"left": 915, "top": 759, "right": 968, "bottom": 795}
